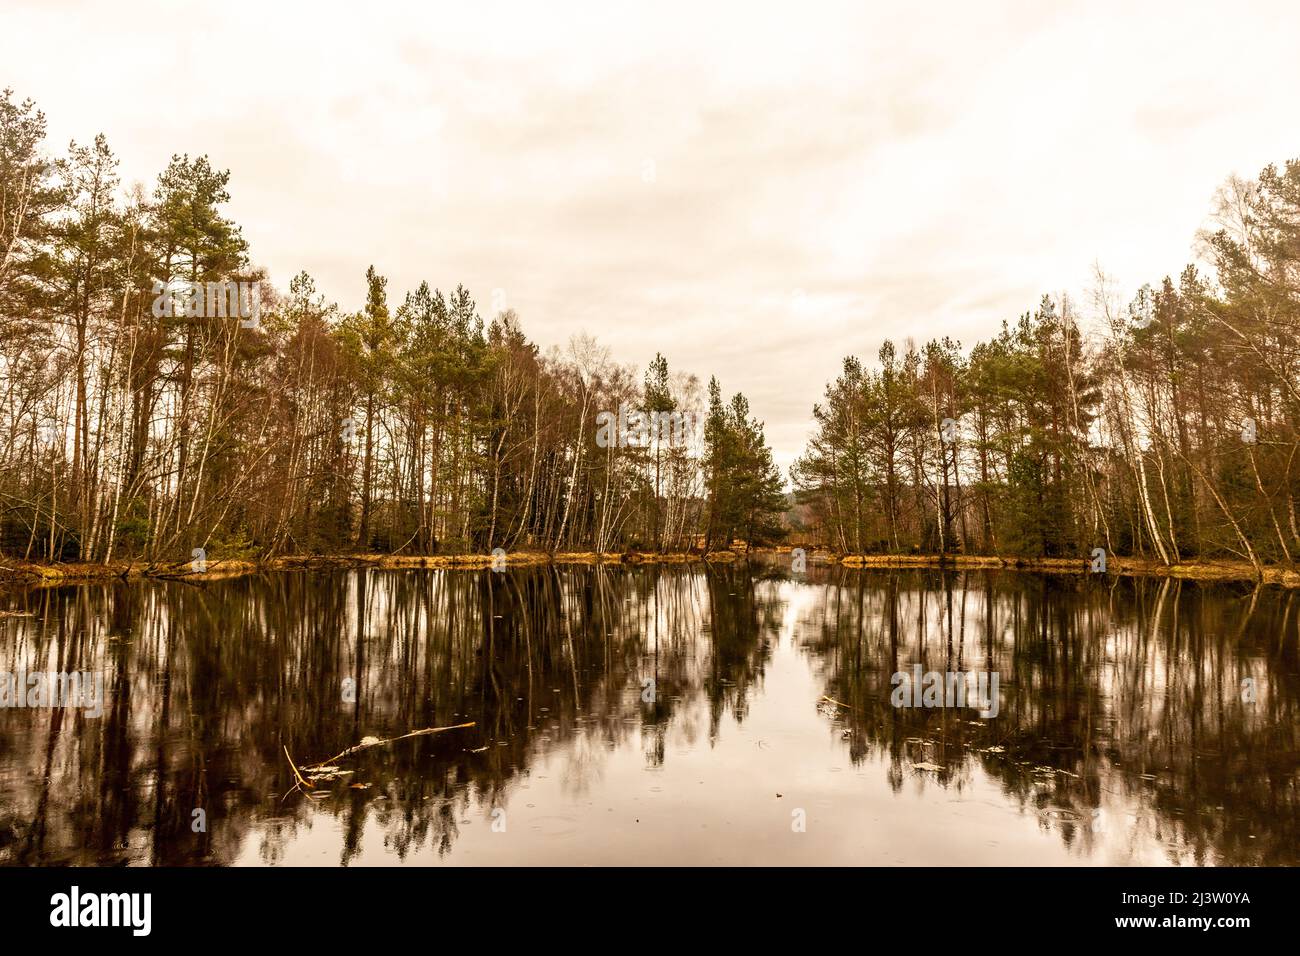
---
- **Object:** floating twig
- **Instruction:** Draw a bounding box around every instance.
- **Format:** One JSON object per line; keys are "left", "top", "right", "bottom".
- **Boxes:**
{"left": 302, "top": 722, "right": 476, "bottom": 770}
{"left": 820, "top": 695, "right": 857, "bottom": 711}
{"left": 283, "top": 745, "right": 321, "bottom": 802}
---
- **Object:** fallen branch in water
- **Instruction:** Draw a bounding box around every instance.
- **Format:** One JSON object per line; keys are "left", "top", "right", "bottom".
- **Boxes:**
{"left": 302, "top": 722, "right": 477, "bottom": 770}
{"left": 820, "top": 695, "right": 857, "bottom": 711}
{"left": 283, "top": 745, "right": 321, "bottom": 802}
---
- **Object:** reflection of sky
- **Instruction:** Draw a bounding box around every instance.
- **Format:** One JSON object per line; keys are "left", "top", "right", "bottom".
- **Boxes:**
{"left": 231, "top": 577, "right": 1184, "bottom": 866}
{"left": 242, "top": 640, "right": 1165, "bottom": 867}
{"left": 2, "top": 568, "right": 1291, "bottom": 867}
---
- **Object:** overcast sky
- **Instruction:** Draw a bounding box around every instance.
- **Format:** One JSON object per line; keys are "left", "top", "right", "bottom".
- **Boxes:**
{"left": 5, "top": 0, "right": 1299, "bottom": 473}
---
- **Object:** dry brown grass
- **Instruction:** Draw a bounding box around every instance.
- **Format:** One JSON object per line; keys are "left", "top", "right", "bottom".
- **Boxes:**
{"left": 5, "top": 550, "right": 1297, "bottom": 590}
{"left": 835, "top": 553, "right": 1300, "bottom": 586}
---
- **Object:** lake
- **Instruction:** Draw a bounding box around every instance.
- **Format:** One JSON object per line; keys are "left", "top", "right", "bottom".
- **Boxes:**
{"left": 1, "top": 562, "right": 1296, "bottom": 866}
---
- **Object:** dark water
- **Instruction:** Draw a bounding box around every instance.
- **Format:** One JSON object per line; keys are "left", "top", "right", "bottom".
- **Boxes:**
{"left": 1, "top": 563, "right": 1297, "bottom": 866}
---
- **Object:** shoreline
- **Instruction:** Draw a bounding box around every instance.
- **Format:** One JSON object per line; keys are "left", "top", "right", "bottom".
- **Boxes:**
{"left": 832, "top": 552, "right": 1300, "bottom": 587}
{"left": 1, "top": 549, "right": 1297, "bottom": 590}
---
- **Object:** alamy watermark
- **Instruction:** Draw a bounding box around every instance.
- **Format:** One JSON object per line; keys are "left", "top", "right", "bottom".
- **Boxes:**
{"left": 151, "top": 278, "right": 261, "bottom": 329}
{"left": 595, "top": 402, "right": 698, "bottom": 449}
{"left": 1132, "top": 285, "right": 1155, "bottom": 329}
{"left": 50, "top": 886, "right": 150, "bottom": 936}
{"left": 1, "top": 670, "right": 105, "bottom": 718}
{"left": 891, "top": 666, "right": 1000, "bottom": 718}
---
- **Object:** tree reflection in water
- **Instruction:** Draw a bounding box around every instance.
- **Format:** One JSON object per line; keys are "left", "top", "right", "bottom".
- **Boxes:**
{"left": 0, "top": 563, "right": 1295, "bottom": 865}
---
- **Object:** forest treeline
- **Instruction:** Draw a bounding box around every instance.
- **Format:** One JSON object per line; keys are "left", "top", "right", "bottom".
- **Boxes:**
{"left": 792, "top": 163, "right": 1300, "bottom": 573}
{"left": 0, "top": 89, "right": 786, "bottom": 564}
{"left": 2, "top": 85, "right": 1298, "bottom": 570}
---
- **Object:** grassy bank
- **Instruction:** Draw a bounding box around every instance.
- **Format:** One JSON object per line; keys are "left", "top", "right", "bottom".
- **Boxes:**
{"left": 0, "top": 550, "right": 726, "bottom": 590}
{"left": 2, "top": 549, "right": 1297, "bottom": 590}
{"left": 842, "top": 553, "right": 1300, "bottom": 587}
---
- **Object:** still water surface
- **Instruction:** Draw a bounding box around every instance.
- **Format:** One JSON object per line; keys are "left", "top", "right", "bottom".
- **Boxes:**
{"left": 1, "top": 563, "right": 1296, "bottom": 865}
